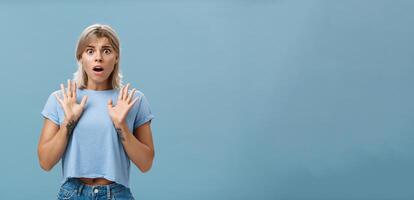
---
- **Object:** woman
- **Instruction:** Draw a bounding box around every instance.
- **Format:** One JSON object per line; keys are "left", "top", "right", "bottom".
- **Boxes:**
{"left": 38, "top": 24, "right": 155, "bottom": 200}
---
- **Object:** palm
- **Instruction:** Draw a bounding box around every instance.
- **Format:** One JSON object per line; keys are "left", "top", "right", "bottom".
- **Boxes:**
{"left": 108, "top": 101, "right": 130, "bottom": 124}
{"left": 66, "top": 103, "right": 84, "bottom": 120}
{"left": 107, "top": 83, "right": 139, "bottom": 127}
{"left": 55, "top": 80, "right": 88, "bottom": 122}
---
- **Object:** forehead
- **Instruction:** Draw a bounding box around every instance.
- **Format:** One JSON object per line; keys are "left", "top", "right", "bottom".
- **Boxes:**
{"left": 86, "top": 36, "right": 112, "bottom": 48}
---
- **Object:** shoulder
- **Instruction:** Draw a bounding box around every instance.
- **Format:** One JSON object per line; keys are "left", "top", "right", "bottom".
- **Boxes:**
{"left": 128, "top": 89, "right": 149, "bottom": 108}
{"left": 46, "top": 90, "right": 62, "bottom": 100}
{"left": 124, "top": 87, "right": 146, "bottom": 99}
{"left": 134, "top": 89, "right": 145, "bottom": 98}
{"left": 50, "top": 89, "right": 63, "bottom": 96}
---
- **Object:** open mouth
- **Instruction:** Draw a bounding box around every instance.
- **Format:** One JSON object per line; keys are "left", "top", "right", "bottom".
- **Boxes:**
{"left": 93, "top": 66, "right": 104, "bottom": 72}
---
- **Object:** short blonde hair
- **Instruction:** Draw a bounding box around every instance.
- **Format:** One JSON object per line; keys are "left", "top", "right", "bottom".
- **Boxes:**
{"left": 73, "top": 24, "right": 123, "bottom": 89}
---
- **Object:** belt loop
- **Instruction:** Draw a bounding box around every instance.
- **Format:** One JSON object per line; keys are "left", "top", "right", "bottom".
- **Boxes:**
{"left": 78, "top": 184, "right": 84, "bottom": 196}
{"left": 106, "top": 185, "right": 111, "bottom": 200}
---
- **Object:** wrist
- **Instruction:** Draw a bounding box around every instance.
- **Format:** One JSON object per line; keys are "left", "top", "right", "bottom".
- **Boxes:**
{"left": 62, "top": 118, "right": 78, "bottom": 136}
{"left": 114, "top": 120, "right": 128, "bottom": 130}
{"left": 64, "top": 114, "right": 76, "bottom": 123}
{"left": 114, "top": 121, "right": 130, "bottom": 142}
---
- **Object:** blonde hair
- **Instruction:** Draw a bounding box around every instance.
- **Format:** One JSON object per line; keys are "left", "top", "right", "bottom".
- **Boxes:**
{"left": 73, "top": 24, "right": 123, "bottom": 89}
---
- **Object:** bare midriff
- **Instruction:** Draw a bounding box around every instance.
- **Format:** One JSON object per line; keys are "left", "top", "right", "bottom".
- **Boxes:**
{"left": 78, "top": 177, "right": 114, "bottom": 185}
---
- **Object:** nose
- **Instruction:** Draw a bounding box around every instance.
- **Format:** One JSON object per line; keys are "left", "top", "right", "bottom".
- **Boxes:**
{"left": 95, "top": 51, "right": 103, "bottom": 62}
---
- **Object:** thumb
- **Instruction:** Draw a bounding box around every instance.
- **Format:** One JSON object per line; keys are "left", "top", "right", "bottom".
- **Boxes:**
{"left": 107, "top": 99, "right": 113, "bottom": 109}
{"left": 80, "top": 95, "right": 88, "bottom": 107}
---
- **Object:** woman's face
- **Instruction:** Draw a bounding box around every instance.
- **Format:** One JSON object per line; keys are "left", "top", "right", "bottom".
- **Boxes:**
{"left": 80, "top": 37, "right": 118, "bottom": 86}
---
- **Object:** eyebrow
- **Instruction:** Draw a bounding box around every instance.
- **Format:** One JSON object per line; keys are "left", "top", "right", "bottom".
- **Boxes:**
{"left": 86, "top": 45, "right": 113, "bottom": 49}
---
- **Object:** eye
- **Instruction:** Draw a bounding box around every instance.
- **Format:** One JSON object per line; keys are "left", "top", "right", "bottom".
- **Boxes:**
{"left": 86, "top": 49, "right": 94, "bottom": 55}
{"left": 104, "top": 49, "right": 112, "bottom": 54}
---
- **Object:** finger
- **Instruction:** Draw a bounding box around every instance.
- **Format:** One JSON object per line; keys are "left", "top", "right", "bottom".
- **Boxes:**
{"left": 130, "top": 96, "right": 139, "bottom": 107}
{"left": 118, "top": 86, "right": 124, "bottom": 101}
{"left": 70, "top": 79, "right": 73, "bottom": 97}
{"left": 60, "top": 83, "right": 67, "bottom": 99}
{"left": 54, "top": 93, "right": 63, "bottom": 106}
{"left": 67, "top": 79, "right": 72, "bottom": 98}
{"left": 80, "top": 95, "right": 88, "bottom": 107}
{"left": 129, "top": 88, "right": 137, "bottom": 103}
{"left": 123, "top": 83, "right": 130, "bottom": 100}
{"left": 73, "top": 81, "right": 77, "bottom": 98}
{"left": 127, "top": 88, "right": 136, "bottom": 104}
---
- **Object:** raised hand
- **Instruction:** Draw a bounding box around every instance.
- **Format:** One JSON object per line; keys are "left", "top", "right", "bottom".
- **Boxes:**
{"left": 54, "top": 79, "right": 88, "bottom": 125}
{"left": 107, "top": 83, "right": 139, "bottom": 128}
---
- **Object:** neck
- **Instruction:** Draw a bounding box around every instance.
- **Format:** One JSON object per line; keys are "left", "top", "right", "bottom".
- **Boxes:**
{"left": 85, "top": 81, "right": 112, "bottom": 91}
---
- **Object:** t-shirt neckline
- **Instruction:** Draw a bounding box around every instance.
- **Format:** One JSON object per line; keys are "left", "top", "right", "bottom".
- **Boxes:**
{"left": 79, "top": 88, "right": 117, "bottom": 93}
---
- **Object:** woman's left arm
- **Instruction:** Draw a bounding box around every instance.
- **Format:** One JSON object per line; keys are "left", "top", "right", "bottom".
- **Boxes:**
{"left": 116, "top": 122, "right": 155, "bottom": 173}
{"left": 107, "top": 83, "right": 155, "bottom": 173}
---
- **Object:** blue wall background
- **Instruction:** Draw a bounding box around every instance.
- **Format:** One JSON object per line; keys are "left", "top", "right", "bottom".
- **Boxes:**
{"left": 0, "top": 0, "right": 413, "bottom": 199}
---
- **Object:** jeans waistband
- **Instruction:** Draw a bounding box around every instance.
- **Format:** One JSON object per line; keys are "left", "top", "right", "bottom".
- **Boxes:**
{"left": 62, "top": 177, "right": 125, "bottom": 197}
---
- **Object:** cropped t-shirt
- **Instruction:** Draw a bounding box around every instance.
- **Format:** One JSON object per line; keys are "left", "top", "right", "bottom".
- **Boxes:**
{"left": 41, "top": 87, "right": 155, "bottom": 188}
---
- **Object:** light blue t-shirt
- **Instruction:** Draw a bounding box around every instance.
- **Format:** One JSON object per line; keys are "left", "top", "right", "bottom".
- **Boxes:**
{"left": 41, "top": 87, "right": 155, "bottom": 188}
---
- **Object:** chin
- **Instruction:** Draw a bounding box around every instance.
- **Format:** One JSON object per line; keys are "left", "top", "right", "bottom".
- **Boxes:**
{"left": 89, "top": 77, "right": 109, "bottom": 83}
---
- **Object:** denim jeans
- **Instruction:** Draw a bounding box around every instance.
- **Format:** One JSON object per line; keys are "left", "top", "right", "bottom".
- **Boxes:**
{"left": 57, "top": 178, "right": 135, "bottom": 200}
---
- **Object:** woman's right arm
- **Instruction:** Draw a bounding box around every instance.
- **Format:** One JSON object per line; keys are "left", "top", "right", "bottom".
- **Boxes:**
{"left": 37, "top": 80, "right": 87, "bottom": 171}
{"left": 37, "top": 118, "right": 76, "bottom": 171}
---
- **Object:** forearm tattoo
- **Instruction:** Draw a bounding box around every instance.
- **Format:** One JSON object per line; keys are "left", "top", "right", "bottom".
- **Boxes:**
{"left": 66, "top": 119, "right": 78, "bottom": 136}
{"left": 116, "top": 127, "right": 125, "bottom": 142}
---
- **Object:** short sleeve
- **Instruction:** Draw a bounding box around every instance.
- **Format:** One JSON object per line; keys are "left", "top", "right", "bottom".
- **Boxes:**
{"left": 134, "top": 95, "right": 155, "bottom": 129}
{"left": 41, "top": 92, "right": 60, "bottom": 125}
